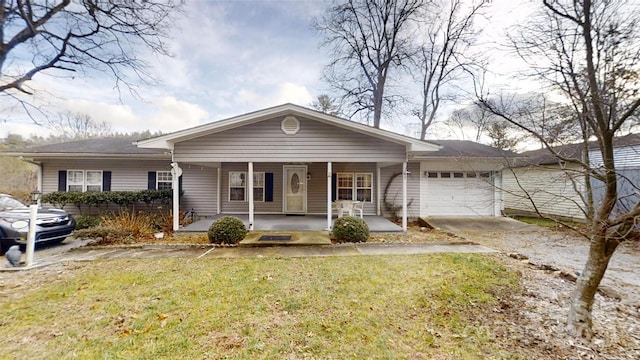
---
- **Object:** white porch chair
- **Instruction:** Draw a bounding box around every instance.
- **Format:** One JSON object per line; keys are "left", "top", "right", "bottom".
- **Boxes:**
{"left": 332, "top": 200, "right": 353, "bottom": 217}
{"left": 352, "top": 201, "right": 364, "bottom": 218}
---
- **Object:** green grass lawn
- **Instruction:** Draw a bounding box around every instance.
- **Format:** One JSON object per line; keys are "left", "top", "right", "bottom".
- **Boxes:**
{"left": 0, "top": 254, "right": 519, "bottom": 359}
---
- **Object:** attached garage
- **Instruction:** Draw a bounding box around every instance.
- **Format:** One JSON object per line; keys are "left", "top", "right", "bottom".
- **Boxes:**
{"left": 416, "top": 140, "right": 512, "bottom": 218}
{"left": 422, "top": 170, "right": 496, "bottom": 216}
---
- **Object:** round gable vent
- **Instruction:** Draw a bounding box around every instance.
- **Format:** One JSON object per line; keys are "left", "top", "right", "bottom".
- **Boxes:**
{"left": 281, "top": 116, "right": 300, "bottom": 135}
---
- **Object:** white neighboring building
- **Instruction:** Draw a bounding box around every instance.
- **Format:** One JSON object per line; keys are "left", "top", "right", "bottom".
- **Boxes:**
{"left": 503, "top": 134, "right": 640, "bottom": 221}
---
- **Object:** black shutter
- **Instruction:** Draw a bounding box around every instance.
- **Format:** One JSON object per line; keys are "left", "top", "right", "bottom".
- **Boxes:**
{"left": 102, "top": 171, "right": 112, "bottom": 191}
{"left": 148, "top": 171, "right": 156, "bottom": 190}
{"left": 331, "top": 173, "right": 337, "bottom": 201}
{"left": 58, "top": 170, "right": 67, "bottom": 192}
{"left": 178, "top": 175, "right": 183, "bottom": 194}
{"left": 265, "top": 173, "right": 274, "bottom": 202}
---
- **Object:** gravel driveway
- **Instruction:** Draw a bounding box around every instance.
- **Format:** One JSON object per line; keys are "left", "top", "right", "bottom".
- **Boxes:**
{"left": 454, "top": 225, "right": 640, "bottom": 306}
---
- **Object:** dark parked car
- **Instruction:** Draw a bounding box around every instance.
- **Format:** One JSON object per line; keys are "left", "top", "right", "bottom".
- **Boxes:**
{"left": 0, "top": 194, "right": 76, "bottom": 255}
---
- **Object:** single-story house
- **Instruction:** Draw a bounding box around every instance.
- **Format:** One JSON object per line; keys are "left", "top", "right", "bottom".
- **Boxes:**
{"left": 7, "top": 104, "right": 516, "bottom": 231}
{"left": 503, "top": 133, "right": 640, "bottom": 221}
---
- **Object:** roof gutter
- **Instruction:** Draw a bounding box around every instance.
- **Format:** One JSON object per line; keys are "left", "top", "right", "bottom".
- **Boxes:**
{"left": 3, "top": 152, "right": 171, "bottom": 160}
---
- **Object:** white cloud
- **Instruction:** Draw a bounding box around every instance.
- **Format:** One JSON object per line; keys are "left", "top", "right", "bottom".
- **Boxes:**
{"left": 235, "top": 82, "right": 313, "bottom": 110}
{"left": 144, "top": 96, "right": 209, "bottom": 133}
{"left": 0, "top": 121, "right": 48, "bottom": 139}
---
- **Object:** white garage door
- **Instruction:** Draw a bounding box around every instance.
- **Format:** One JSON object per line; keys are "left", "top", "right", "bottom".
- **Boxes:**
{"left": 424, "top": 171, "right": 495, "bottom": 216}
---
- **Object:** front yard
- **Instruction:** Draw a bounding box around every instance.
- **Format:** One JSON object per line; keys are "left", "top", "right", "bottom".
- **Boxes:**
{"left": 0, "top": 254, "right": 521, "bottom": 359}
{"left": 2, "top": 221, "right": 639, "bottom": 359}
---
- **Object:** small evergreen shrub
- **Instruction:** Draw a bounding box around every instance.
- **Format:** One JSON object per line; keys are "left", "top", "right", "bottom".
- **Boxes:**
{"left": 332, "top": 216, "right": 369, "bottom": 243}
{"left": 208, "top": 216, "right": 247, "bottom": 244}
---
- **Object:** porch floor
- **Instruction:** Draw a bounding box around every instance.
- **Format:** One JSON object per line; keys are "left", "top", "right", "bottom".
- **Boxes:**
{"left": 179, "top": 214, "right": 403, "bottom": 233}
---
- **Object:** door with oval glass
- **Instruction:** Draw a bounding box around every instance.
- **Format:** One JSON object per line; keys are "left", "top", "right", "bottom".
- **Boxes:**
{"left": 283, "top": 165, "right": 307, "bottom": 214}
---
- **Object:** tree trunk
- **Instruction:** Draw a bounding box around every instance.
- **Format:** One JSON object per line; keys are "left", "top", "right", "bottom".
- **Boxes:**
{"left": 566, "top": 232, "right": 618, "bottom": 338}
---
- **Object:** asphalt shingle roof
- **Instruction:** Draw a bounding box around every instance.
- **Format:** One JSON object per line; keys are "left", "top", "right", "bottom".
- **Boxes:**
{"left": 420, "top": 140, "right": 520, "bottom": 158}
{"left": 9, "top": 136, "right": 521, "bottom": 159}
{"left": 21, "top": 137, "right": 163, "bottom": 155}
{"left": 517, "top": 133, "right": 640, "bottom": 166}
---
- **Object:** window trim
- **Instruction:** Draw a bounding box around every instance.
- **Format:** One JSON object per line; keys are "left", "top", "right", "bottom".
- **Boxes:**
{"left": 228, "top": 171, "right": 265, "bottom": 202}
{"left": 67, "top": 169, "right": 103, "bottom": 192}
{"left": 336, "top": 172, "right": 373, "bottom": 203}
{"left": 355, "top": 173, "right": 373, "bottom": 202}
{"left": 156, "top": 170, "right": 173, "bottom": 191}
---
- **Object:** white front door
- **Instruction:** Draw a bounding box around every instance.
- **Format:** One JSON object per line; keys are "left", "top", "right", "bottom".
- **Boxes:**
{"left": 284, "top": 165, "right": 307, "bottom": 214}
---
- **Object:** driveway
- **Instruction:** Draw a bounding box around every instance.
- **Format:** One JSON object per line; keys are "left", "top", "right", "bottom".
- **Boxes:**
{"left": 422, "top": 217, "right": 640, "bottom": 305}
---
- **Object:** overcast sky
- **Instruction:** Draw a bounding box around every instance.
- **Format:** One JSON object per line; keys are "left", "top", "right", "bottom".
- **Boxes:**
{"left": 1, "top": 0, "right": 535, "bottom": 140}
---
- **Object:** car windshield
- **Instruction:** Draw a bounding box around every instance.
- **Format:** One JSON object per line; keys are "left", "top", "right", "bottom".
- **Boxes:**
{"left": 0, "top": 196, "right": 28, "bottom": 211}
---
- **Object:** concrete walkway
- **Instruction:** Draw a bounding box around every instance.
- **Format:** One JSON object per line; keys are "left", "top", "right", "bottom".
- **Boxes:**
{"left": 2, "top": 242, "right": 497, "bottom": 270}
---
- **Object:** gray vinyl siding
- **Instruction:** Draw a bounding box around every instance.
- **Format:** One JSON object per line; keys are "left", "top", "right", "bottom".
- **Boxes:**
{"left": 590, "top": 167, "right": 640, "bottom": 219}
{"left": 380, "top": 163, "right": 420, "bottom": 219}
{"left": 41, "top": 159, "right": 171, "bottom": 193}
{"left": 589, "top": 144, "right": 640, "bottom": 168}
{"left": 40, "top": 159, "right": 218, "bottom": 217}
{"left": 221, "top": 163, "right": 284, "bottom": 214}
{"left": 40, "top": 159, "right": 171, "bottom": 215}
{"left": 219, "top": 162, "right": 378, "bottom": 215}
{"left": 331, "top": 163, "right": 377, "bottom": 215}
{"left": 174, "top": 117, "right": 407, "bottom": 163}
{"left": 180, "top": 166, "right": 217, "bottom": 217}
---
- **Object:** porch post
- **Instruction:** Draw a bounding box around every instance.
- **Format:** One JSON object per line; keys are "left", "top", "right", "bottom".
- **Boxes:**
{"left": 171, "top": 162, "right": 182, "bottom": 231}
{"left": 376, "top": 165, "right": 381, "bottom": 216}
{"left": 248, "top": 162, "right": 254, "bottom": 231}
{"left": 216, "top": 167, "right": 221, "bottom": 214}
{"left": 327, "top": 161, "right": 332, "bottom": 230}
{"left": 402, "top": 162, "right": 407, "bottom": 232}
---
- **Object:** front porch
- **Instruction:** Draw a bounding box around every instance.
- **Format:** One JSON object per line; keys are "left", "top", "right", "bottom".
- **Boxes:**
{"left": 180, "top": 214, "right": 403, "bottom": 233}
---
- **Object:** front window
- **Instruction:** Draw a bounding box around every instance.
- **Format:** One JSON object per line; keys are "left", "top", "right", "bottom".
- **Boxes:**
{"left": 337, "top": 173, "right": 354, "bottom": 200}
{"left": 156, "top": 171, "right": 173, "bottom": 190}
{"left": 229, "top": 171, "right": 265, "bottom": 201}
{"left": 229, "top": 172, "right": 246, "bottom": 201}
{"left": 253, "top": 172, "right": 265, "bottom": 202}
{"left": 356, "top": 173, "right": 372, "bottom": 201}
{"left": 67, "top": 170, "right": 84, "bottom": 192}
{"left": 67, "top": 170, "right": 103, "bottom": 192}
{"left": 86, "top": 171, "right": 103, "bottom": 192}
{"left": 337, "top": 172, "right": 373, "bottom": 202}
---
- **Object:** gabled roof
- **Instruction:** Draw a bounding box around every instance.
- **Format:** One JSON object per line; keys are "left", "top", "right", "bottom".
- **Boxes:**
{"left": 415, "top": 140, "right": 520, "bottom": 159}
{"left": 517, "top": 133, "right": 640, "bottom": 166}
{"left": 3, "top": 137, "right": 168, "bottom": 159}
{"left": 135, "top": 103, "right": 441, "bottom": 153}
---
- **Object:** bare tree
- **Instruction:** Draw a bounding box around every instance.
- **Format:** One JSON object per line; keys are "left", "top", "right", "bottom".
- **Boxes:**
{"left": 412, "top": 0, "right": 488, "bottom": 140}
{"left": 479, "top": 0, "right": 640, "bottom": 338}
{"left": 310, "top": 94, "right": 343, "bottom": 116}
{"left": 47, "top": 112, "right": 112, "bottom": 139}
{"left": 315, "top": 0, "right": 422, "bottom": 128}
{"left": 445, "top": 104, "right": 492, "bottom": 142}
{"left": 0, "top": 0, "right": 183, "bottom": 121}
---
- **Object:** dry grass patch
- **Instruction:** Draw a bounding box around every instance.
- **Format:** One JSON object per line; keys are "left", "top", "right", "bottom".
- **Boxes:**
{"left": 0, "top": 254, "right": 521, "bottom": 359}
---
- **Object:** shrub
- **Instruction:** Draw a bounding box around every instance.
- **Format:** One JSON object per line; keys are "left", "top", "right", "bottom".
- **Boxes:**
{"left": 74, "top": 226, "right": 133, "bottom": 245}
{"left": 74, "top": 215, "right": 101, "bottom": 230}
{"left": 207, "top": 216, "right": 247, "bottom": 244}
{"left": 100, "top": 209, "right": 155, "bottom": 239}
{"left": 41, "top": 190, "right": 172, "bottom": 213}
{"left": 332, "top": 216, "right": 370, "bottom": 243}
